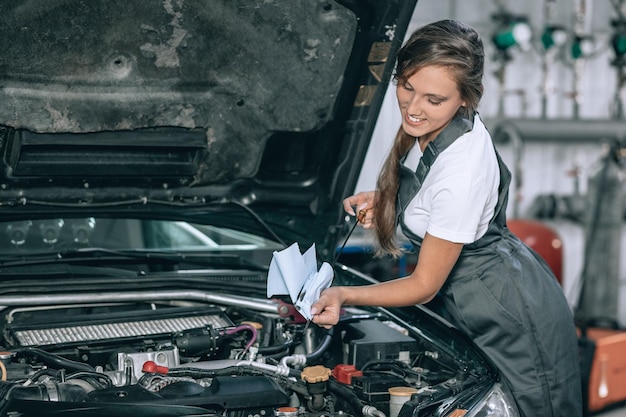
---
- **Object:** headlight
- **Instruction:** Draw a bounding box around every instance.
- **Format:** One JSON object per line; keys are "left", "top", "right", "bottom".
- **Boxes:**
{"left": 464, "top": 383, "right": 520, "bottom": 417}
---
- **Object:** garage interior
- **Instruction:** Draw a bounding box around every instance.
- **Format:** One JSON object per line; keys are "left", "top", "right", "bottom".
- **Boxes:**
{"left": 342, "top": 1, "right": 626, "bottom": 416}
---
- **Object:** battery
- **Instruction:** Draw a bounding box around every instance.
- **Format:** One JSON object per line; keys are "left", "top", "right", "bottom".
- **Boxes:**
{"left": 342, "top": 320, "right": 419, "bottom": 370}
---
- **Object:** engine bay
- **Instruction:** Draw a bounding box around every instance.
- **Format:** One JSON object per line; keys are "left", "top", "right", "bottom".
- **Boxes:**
{"left": 0, "top": 291, "right": 492, "bottom": 417}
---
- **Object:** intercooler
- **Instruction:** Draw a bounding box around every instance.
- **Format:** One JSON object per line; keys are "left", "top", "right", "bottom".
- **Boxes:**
{"left": 6, "top": 305, "right": 234, "bottom": 348}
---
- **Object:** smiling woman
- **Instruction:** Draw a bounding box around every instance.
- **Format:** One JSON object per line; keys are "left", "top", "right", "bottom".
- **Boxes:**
{"left": 396, "top": 66, "right": 467, "bottom": 148}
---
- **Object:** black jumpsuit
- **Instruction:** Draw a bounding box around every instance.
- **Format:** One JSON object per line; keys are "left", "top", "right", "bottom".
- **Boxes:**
{"left": 396, "top": 115, "right": 583, "bottom": 417}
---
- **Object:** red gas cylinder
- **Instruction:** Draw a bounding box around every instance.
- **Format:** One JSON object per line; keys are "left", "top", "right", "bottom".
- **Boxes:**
{"left": 506, "top": 219, "right": 563, "bottom": 285}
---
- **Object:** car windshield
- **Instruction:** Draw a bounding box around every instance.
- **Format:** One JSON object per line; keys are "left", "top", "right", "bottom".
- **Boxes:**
{"left": 0, "top": 217, "right": 283, "bottom": 255}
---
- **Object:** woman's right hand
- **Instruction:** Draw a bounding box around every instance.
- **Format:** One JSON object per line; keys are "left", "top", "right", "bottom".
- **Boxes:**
{"left": 343, "top": 191, "right": 377, "bottom": 228}
{"left": 310, "top": 286, "right": 346, "bottom": 329}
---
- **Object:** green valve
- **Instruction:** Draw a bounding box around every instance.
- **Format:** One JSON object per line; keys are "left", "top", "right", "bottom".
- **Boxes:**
{"left": 493, "top": 21, "right": 532, "bottom": 50}
{"left": 494, "top": 29, "right": 518, "bottom": 49}
{"left": 612, "top": 33, "right": 626, "bottom": 56}
{"left": 571, "top": 36, "right": 594, "bottom": 59}
{"left": 571, "top": 41, "right": 582, "bottom": 59}
{"left": 541, "top": 30, "right": 555, "bottom": 50}
{"left": 541, "top": 26, "right": 567, "bottom": 50}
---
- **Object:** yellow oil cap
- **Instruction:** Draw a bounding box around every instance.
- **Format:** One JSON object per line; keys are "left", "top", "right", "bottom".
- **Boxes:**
{"left": 301, "top": 365, "right": 332, "bottom": 383}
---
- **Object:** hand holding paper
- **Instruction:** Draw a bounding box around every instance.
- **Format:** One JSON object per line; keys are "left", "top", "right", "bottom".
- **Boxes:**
{"left": 266, "top": 242, "right": 334, "bottom": 320}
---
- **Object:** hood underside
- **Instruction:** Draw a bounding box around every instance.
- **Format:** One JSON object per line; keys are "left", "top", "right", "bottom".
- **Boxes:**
{"left": 0, "top": 0, "right": 416, "bottom": 250}
{"left": 1, "top": 0, "right": 357, "bottom": 183}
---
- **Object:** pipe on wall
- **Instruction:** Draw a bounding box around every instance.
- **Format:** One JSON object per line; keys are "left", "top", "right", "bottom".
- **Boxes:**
{"left": 487, "top": 117, "right": 626, "bottom": 143}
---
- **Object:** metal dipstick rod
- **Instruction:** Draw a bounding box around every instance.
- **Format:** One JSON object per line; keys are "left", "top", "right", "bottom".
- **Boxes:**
{"left": 333, "top": 209, "right": 367, "bottom": 265}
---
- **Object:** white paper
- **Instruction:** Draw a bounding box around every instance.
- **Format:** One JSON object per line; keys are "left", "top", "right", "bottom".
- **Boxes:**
{"left": 267, "top": 242, "right": 334, "bottom": 320}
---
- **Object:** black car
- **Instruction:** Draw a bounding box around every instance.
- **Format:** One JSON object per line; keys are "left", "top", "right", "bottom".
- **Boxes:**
{"left": 0, "top": 1, "right": 519, "bottom": 416}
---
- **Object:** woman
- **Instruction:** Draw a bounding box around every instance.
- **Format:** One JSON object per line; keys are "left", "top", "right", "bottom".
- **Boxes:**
{"left": 310, "top": 19, "right": 582, "bottom": 417}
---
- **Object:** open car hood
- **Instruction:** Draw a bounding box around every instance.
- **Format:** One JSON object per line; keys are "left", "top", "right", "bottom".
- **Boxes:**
{"left": 0, "top": 0, "right": 416, "bottom": 254}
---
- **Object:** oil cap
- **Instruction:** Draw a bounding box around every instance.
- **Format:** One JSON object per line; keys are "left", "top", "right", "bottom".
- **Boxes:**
{"left": 301, "top": 365, "right": 331, "bottom": 383}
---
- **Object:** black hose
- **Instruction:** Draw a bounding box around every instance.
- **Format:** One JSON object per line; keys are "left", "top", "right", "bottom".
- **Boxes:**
{"left": 328, "top": 379, "right": 365, "bottom": 416}
{"left": 166, "top": 365, "right": 245, "bottom": 379}
{"left": 305, "top": 327, "right": 334, "bottom": 363}
{"left": 261, "top": 315, "right": 274, "bottom": 348}
{"left": 0, "top": 383, "right": 13, "bottom": 400}
{"left": 14, "top": 347, "right": 95, "bottom": 373}
{"left": 67, "top": 371, "right": 114, "bottom": 389}
{"left": 258, "top": 338, "right": 297, "bottom": 355}
{"left": 24, "top": 368, "right": 58, "bottom": 384}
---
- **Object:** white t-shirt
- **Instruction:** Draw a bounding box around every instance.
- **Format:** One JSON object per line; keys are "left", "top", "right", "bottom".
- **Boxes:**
{"left": 402, "top": 114, "right": 500, "bottom": 244}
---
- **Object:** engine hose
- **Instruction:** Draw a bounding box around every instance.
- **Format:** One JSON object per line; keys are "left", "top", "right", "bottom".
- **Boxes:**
{"left": 225, "top": 308, "right": 274, "bottom": 348}
{"left": 305, "top": 327, "right": 334, "bottom": 363}
{"left": 166, "top": 365, "right": 244, "bottom": 379}
{"left": 363, "top": 405, "right": 386, "bottom": 417}
{"left": 280, "top": 354, "right": 306, "bottom": 368}
{"left": 328, "top": 379, "right": 365, "bottom": 416}
{"left": 0, "top": 382, "right": 16, "bottom": 399}
{"left": 0, "top": 385, "right": 21, "bottom": 416}
{"left": 66, "top": 371, "right": 114, "bottom": 389}
{"left": 258, "top": 337, "right": 297, "bottom": 355}
{"left": 261, "top": 316, "right": 273, "bottom": 347}
{"left": 22, "top": 368, "right": 57, "bottom": 386}
{"left": 167, "top": 361, "right": 302, "bottom": 380}
{"left": 14, "top": 348, "right": 95, "bottom": 373}
{"left": 258, "top": 344, "right": 290, "bottom": 356}
{"left": 240, "top": 360, "right": 302, "bottom": 378}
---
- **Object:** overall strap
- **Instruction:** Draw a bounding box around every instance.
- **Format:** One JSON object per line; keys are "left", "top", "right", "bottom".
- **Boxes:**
{"left": 418, "top": 116, "right": 472, "bottom": 180}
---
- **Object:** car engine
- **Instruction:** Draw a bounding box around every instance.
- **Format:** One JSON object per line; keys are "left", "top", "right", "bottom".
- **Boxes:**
{"left": 0, "top": 293, "right": 481, "bottom": 417}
